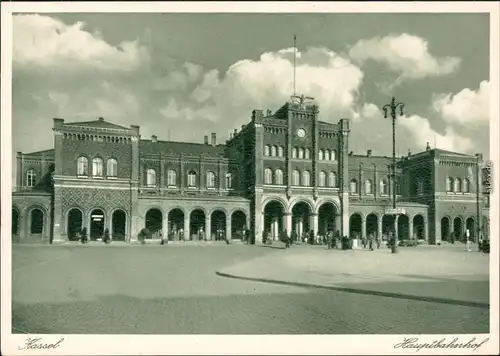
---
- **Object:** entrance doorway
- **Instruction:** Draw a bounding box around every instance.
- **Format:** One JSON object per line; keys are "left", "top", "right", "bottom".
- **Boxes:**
{"left": 317, "top": 202, "right": 336, "bottom": 235}
{"left": 263, "top": 201, "right": 284, "bottom": 241}
{"left": 30, "top": 208, "right": 44, "bottom": 235}
{"left": 90, "top": 209, "right": 105, "bottom": 240}
{"left": 292, "top": 202, "right": 312, "bottom": 239}
{"left": 112, "top": 210, "right": 126, "bottom": 241}
{"left": 190, "top": 209, "right": 206, "bottom": 241}
{"left": 67, "top": 208, "right": 83, "bottom": 241}
{"left": 441, "top": 217, "right": 450, "bottom": 241}
{"left": 211, "top": 210, "right": 226, "bottom": 241}
{"left": 145, "top": 208, "right": 163, "bottom": 239}
{"left": 168, "top": 209, "right": 184, "bottom": 241}
{"left": 349, "top": 213, "right": 362, "bottom": 239}
{"left": 231, "top": 210, "right": 247, "bottom": 240}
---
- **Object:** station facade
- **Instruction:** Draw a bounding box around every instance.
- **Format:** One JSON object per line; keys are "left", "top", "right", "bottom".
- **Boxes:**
{"left": 12, "top": 96, "right": 491, "bottom": 245}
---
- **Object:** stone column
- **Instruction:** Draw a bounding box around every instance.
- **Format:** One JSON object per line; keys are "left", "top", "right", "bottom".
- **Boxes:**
{"left": 409, "top": 216, "right": 414, "bottom": 239}
{"left": 163, "top": 213, "right": 169, "bottom": 240}
{"left": 255, "top": 211, "right": 264, "bottom": 244}
{"left": 377, "top": 215, "right": 383, "bottom": 240}
{"left": 284, "top": 212, "right": 292, "bottom": 235}
{"left": 361, "top": 216, "right": 366, "bottom": 240}
{"left": 184, "top": 214, "right": 190, "bottom": 241}
{"left": 226, "top": 214, "right": 232, "bottom": 241}
{"left": 394, "top": 216, "right": 399, "bottom": 239}
{"left": 424, "top": 218, "right": 429, "bottom": 243}
{"left": 205, "top": 214, "right": 211, "bottom": 241}
{"left": 312, "top": 213, "right": 319, "bottom": 238}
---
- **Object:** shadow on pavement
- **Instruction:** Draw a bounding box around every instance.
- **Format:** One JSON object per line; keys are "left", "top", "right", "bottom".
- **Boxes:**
{"left": 258, "top": 245, "right": 286, "bottom": 250}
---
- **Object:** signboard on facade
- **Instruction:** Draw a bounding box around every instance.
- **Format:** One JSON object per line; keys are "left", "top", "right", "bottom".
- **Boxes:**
{"left": 385, "top": 208, "right": 406, "bottom": 215}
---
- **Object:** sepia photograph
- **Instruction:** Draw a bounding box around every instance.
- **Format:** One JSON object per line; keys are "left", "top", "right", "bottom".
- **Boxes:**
{"left": 1, "top": 2, "right": 498, "bottom": 355}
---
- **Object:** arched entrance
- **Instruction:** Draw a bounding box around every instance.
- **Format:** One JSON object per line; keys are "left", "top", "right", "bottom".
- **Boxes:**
{"left": 397, "top": 215, "right": 410, "bottom": 240}
{"left": 231, "top": 210, "right": 247, "bottom": 240}
{"left": 168, "top": 208, "right": 184, "bottom": 241}
{"left": 366, "top": 214, "right": 378, "bottom": 239}
{"left": 465, "top": 217, "right": 475, "bottom": 242}
{"left": 112, "top": 209, "right": 126, "bottom": 241}
{"left": 349, "top": 213, "right": 362, "bottom": 239}
{"left": 292, "top": 201, "right": 312, "bottom": 239}
{"left": 90, "top": 209, "right": 105, "bottom": 240}
{"left": 318, "top": 202, "right": 336, "bottom": 235}
{"left": 30, "top": 208, "right": 44, "bottom": 235}
{"left": 263, "top": 200, "right": 285, "bottom": 241}
{"left": 413, "top": 215, "right": 425, "bottom": 240}
{"left": 211, "top": 210, "right": 226, "bottom": 241}
{"left": 453, "top": 217, "right": 463, "bottom": 241}
{"left": 382, "top": 215, "right": 396, "bottom": 239}
{"left": 190, "top": 209, "right": 206, "bottom": 241}
{"left": 67, "top": 208, "right": 83, "bottom": 241}
{"left": 12, "top": 207, "right": 19, "bottom": 236}
{"left": 441, "top": 217, "right": 451, "bottom": 241}
{"left": 145, "top": 208, "right": 163, "bottom": 239}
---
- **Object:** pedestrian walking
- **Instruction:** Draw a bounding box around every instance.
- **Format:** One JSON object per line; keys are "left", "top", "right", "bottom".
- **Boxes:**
{"left": 80, "top": 227, "right": 88, "bottom": 244}
{"left": 368, "top": 233, "right": 374, "bottom": 251}
{"left": 103, "top": 228, "right": 110, "bottom": 244}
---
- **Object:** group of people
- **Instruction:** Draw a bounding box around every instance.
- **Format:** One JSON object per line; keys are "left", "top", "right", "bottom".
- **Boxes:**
{"left": 262, "top": 229, "right": 354, "bottom": 250}
{"left": 74, "top": 227, "right": 112, "bottom": 244}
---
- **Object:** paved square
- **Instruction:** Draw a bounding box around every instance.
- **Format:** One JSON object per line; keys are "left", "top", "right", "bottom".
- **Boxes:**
{"left": 12, "top": 244, "right": 489, "bottom": 334}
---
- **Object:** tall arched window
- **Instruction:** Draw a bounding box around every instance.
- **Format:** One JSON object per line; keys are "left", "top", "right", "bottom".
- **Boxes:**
{"left": 77, "top": 156, "right": 88, "bottom": 176}
{"left": 264, "top": 145, "right": 270, "bottom": 156}
{"left": 446, "top": 177, "right": 453, "bottom": 192}
{"left": 107, "top": 158, "right": 117, "bottom": 178}
{"left": 319, "top": 171, "right": 326, "bottom": 187}
{"left": 167, "top": 169, "right": 177, "bottom": 186}
{"left": 319, "top": 149, "right": 324, "bottom": 160}
{"left": 365, "top": 179, "right": 373, "bottom": 194}
{"left": 146, "top": 169, "right": 156, "bottom": 187}
{"left": 463, "top": 178, "right": 470, "bottom": 193}
{"left": 350, "top": 179, "right": 358, "bottom": 194}
{"left": 271, "top": 145, "right": 277, "bottom": 157}
{"left": 206, "top": 171, "right": 216, "bottom": 188}
{"left": 225, "top": 173, "right": 232, "bottom": 189}
{"left": 380, "top": 179, "right": 388, "bottom": 195}
{"left": 264, "top": 168, "right": 272, "bottom": 184}
{"left": 292, "top": 148, "right": 297, "bottom": 158}
{"left": 26, "top": 169, "right": 36, "bottom": 187}
{"left": 325, "top": 150, "right": 331, "bottom": 161}
{"left": 305, "top": 148, "right": 311, "bottom": 159}
{"left": 187, "top": 170, "right": 197, "bottom": 187}
{"left": 331, "top": 150, "right": 337, "bottom": 161}
{"left": 277, "top": 146, "right": 284, "bottom": 157}
{"left": 298, "top": 148, "right": 304, "bottom": 159}
{"left": 328, "top": 172, "right": 337, "bottom": 187}
{"left": 92, "top": 157, "right": 103, "bottom": 177}
{"left": 293, "top": 170, "right": 300, "bottom": 186}
{"left": 454, "top": 178, "right": 462, "bottom": 193}
{"left": 275, "top": 169, "right": 283, "bottom": 185}
{"left": 302, "top": 171, "right": 311, "bottom": 186}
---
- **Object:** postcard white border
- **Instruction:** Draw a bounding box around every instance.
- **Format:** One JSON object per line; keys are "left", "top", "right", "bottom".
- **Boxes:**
{"left": 1, "top": 1, "right": 499, "bottom": 355}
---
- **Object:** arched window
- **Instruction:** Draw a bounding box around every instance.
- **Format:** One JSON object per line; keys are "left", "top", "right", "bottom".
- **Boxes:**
{"left": 275, "top": 169, "right": 283, "bottom": 185}
{"left": 328, "top": 172, "right": 337, "bottom": 187}
{"left": 380, "top": 179, "right": 388, "bottom": 195}
{"left": 319, "top": 171, "right": 326, "bottom": 187}
{"left": 264, "top": 168, "right": 272, "bottom": 184}
{"left": 302, "top": 171, "right": 311, "bottom": 186}
{"left": 206, "top": 171, "right": 216, "bottom": 188}
{"left": 293, "top": 170, "right": 300, "bottom": 186}
{"left": 225, "top": 173, "right": 232, "bottom": 189}
{"left": 271, "top": 145, "right": 277, "bottom": 157}
{"left": 264, "top": 145, "right": 270, "bottom": 156}
{"left": 365, "top": 179, "right": 373, "bottom": 194}
{"left": 167, "top": 169, "right": 177, "bottom": 186}
{"left": 92, "top": 157, "right": 103, "bottom": 177}
{"left": 292, "top": 147, "right": 297, "bottom": 159}
{"left": 463, "top": 178, "right": 470, "bottom": 193}
{"left": 26, "top": 169, "right": 36, "bottom": 187}
{"left": 277, "top": 146, "right": 284, "bottom": 157}
{"left": 331, "top": 150, "right": 337, "bottom": 161}
{"left": 454, "top": 178, "right": 462, "bottom": 193}
{"left": 77, "top": 156, "right": 88, "bottom": 176}
{"left": 305, "top": 148, "right": 311, "bottom": 159}
{"left": 325, "top": 150, "right": 331, "bottom": 161}
{"left": 350, "top": 179, "right": 358, "bottom": 194}
{"left": 146, "top": 169, "right": 156, "bottom": 187}
{"left": 319, "top": 149, "right": 324, "bottom": 160}
{"left": 298, "top": 148, "right": 304, "bottom": 159}
{"left": 107, "top": 158, "right": 117, "bottom": 178}
{"left": 446, "top": 177, "right": 453, "bottom": 192}
{"left": 187, "top": 170, "right": 197, "bottom": 187}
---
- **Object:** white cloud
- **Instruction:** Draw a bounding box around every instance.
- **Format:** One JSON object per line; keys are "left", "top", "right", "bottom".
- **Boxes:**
{"left": 349, "top": 33, "right": 461, "bottom": 86}
{"left": 13, "top": 14, "right": 147, "bottom": 71}
{"left": 432, "top": 80, "right": 490, "bottom": 125}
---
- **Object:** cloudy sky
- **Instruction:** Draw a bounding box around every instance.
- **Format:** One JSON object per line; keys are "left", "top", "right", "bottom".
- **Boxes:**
{"left": 12, "top": 12, "right": 490, "bottom": 171}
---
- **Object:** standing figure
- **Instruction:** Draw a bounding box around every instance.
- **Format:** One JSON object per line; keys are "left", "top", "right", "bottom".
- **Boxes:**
{"left": 81, "top": 227, "right": 88, "bottom": 244}
{"left": 103, "top": 228, "right": 110, "bottom": 244}
{"left": 368, "top": 233, "right": 374, "bottom": 251}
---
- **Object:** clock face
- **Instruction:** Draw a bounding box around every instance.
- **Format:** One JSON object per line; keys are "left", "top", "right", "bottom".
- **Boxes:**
{"left": 297, "top": 128, "right": 306, "bottom": 138}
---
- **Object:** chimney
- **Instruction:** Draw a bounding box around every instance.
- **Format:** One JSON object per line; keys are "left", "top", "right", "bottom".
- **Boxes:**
{"left": 211, "top": 132, "right": 216, "bottom": 146}
{"left": 349, "top": 151, "right": 354, "bottom": 156}
{"left": 367, "top": 149, "right": 372, "bottom": 157}
{"left": 98, "top": 117, "right": 104, "bottom": 122}
{"left": 151, "top": 135, "right": 157, "bottom": 143}
{"left": 204, "top": 135, "right": 209, "bottom": 145}
{"left": 251, "top": 109, "right": 264, "bottom": 122}
{"left": 426, "top": 142, "right": 431, "bottom": 151}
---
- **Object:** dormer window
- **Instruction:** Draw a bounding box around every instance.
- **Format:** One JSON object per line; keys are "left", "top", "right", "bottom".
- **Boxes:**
{"left": 26, "top": 169, "right": 36, "bottom": 187}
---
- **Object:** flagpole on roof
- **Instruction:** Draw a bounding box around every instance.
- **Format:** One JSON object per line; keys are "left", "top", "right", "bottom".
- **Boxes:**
{"left": 293, "top": 35, "right": 297, "bottom": 96}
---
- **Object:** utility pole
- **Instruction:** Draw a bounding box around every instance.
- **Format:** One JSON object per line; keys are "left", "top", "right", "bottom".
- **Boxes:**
{"left": 382, "top": 97, "right": 405, "bottom": 254}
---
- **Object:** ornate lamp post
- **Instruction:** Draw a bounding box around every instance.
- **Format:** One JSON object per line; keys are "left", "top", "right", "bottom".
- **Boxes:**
{"left": 383, "top": 97, "right": 405, "bottom": 253}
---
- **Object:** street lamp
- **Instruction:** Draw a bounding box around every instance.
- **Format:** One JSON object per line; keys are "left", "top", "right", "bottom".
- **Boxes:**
{"left": 383, "top": 97, "right": 405, "bottom": 254}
